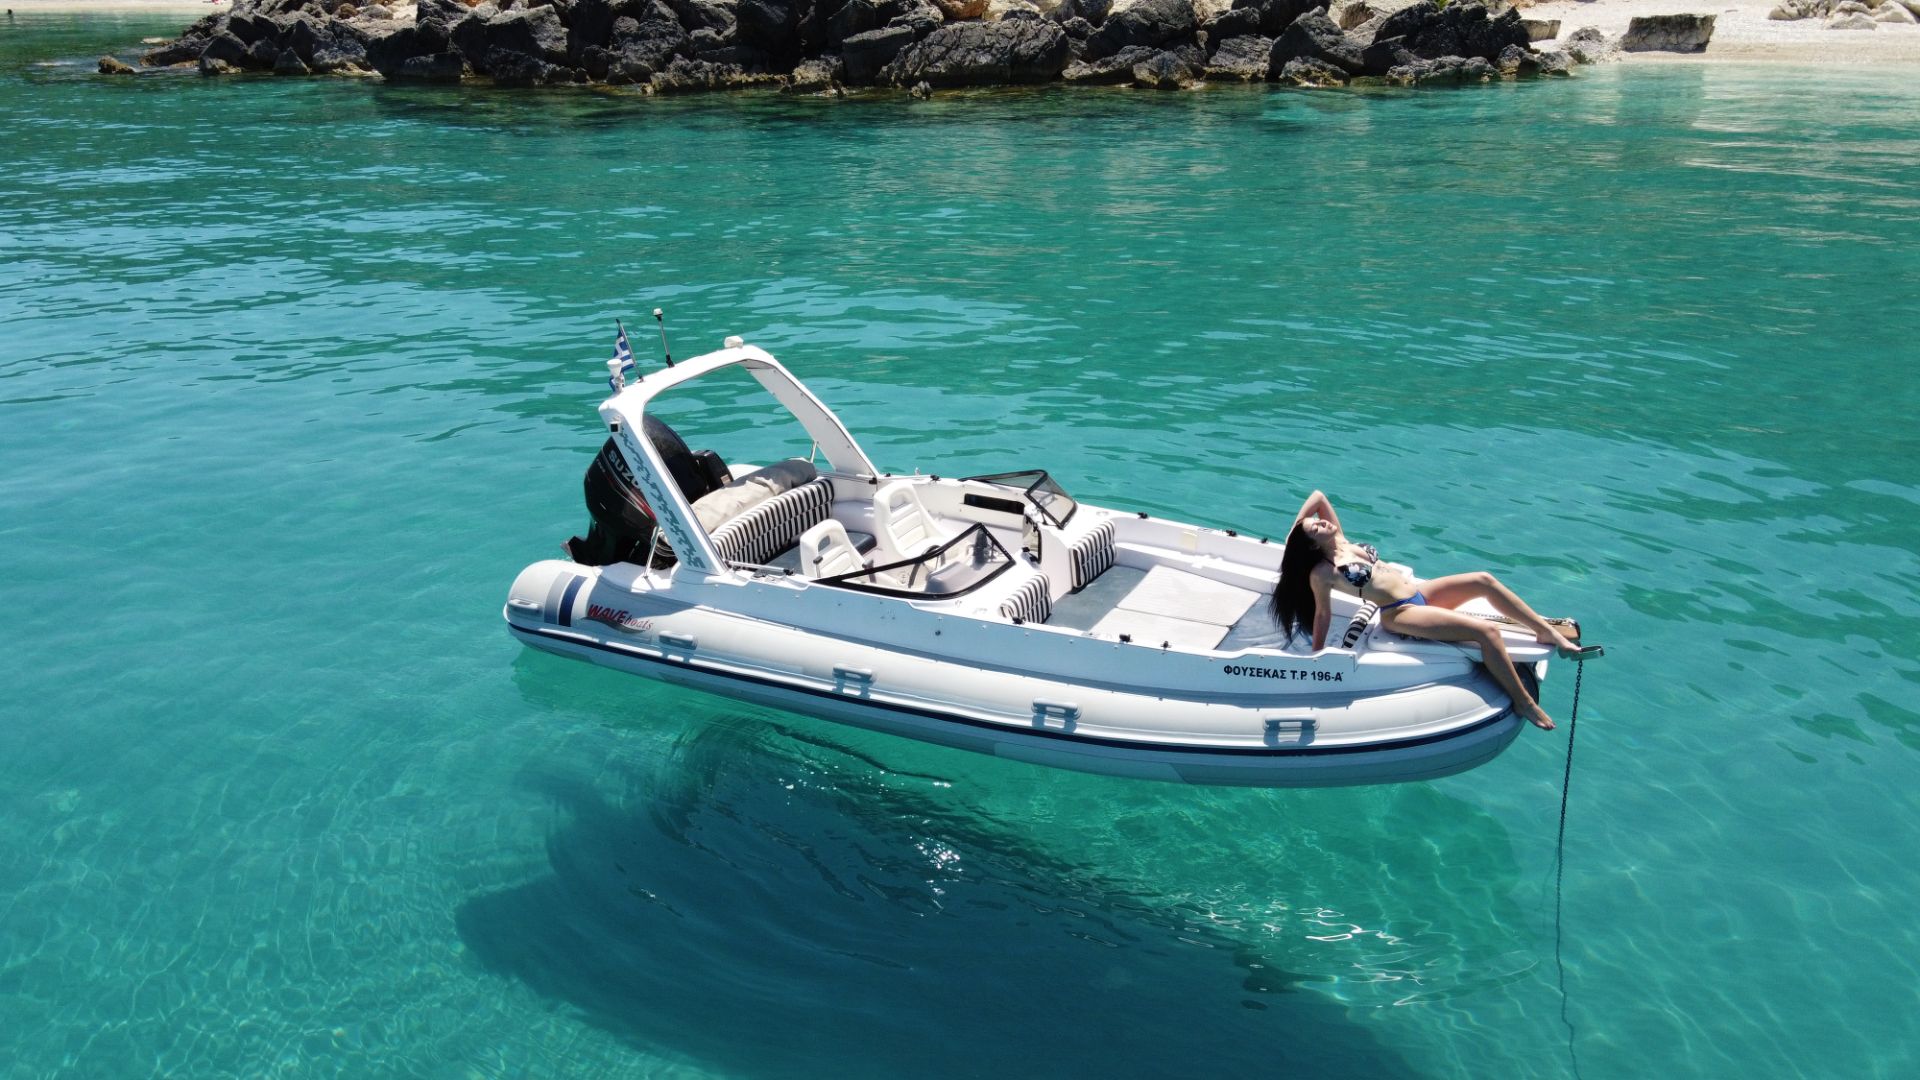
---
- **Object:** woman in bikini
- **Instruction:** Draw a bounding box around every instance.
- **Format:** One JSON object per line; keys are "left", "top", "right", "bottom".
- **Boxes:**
{"left": 1271, "top": 491, "right": 1598, "bottom": 731}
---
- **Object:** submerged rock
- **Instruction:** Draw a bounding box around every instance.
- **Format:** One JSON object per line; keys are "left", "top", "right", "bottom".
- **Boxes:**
{"left": 98, "top": 55, "right": 137, "bottom": 74}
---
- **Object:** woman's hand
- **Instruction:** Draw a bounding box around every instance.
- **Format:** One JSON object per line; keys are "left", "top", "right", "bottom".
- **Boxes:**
{"left": 1294, "top": 490, "right": 1341, "bottom": 534}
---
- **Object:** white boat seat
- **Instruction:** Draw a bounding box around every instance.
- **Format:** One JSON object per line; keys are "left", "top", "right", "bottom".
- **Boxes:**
{"left": 872, "top": 480, "right": 954, "bottom": 569}
{"left": 798, "top": 520, "right": 866, "bottom": 580}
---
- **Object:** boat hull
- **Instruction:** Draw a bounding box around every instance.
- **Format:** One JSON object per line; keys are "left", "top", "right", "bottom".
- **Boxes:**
{"left": 508, "top": 618, "right": 1525, "bottom": 788}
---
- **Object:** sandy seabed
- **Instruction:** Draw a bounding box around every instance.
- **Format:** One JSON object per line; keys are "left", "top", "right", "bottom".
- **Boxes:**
{"left": 9, "top": 0, "right": 1919, "bottom": 64}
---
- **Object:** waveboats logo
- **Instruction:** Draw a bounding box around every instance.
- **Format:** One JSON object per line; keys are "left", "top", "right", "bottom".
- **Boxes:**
{"left": 586, "top": 604, "right": 654, "bottom": 635}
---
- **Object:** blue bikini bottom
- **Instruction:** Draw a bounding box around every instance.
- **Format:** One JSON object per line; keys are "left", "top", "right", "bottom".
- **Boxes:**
{"left": 1379, "top": 591, "right": 1427, "bottom": 611}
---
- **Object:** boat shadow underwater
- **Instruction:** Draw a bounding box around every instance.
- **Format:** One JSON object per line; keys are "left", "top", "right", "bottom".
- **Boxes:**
{"left": 457, "top": 677, "right": 1536, "bottom": 1079}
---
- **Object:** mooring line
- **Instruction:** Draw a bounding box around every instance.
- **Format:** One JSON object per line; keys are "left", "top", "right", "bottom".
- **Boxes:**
{"left": 1555, "top": 658, "right": 1586, "bottom": 1080}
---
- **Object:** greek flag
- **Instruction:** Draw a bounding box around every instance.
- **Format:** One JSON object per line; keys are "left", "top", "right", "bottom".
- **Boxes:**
{"left": 608, "top": 323, "right": 636, "bottom": 392}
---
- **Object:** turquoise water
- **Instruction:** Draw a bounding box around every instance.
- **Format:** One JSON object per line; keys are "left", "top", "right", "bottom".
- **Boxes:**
{"left": 6, "top": 12, "right": 1920, "bottom": 1078}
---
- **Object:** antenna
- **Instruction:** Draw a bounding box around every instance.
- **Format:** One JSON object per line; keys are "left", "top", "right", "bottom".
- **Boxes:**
{"left": 653, "top": 308, "right": 673, "bottom": 368}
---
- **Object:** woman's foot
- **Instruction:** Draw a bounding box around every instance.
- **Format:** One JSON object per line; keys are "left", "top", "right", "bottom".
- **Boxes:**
{"left": 1536, "top": 629, "right": 1582, "bottom": 654}
{"left": 1520, "top": 701, "right": 1555, "bottom": 731}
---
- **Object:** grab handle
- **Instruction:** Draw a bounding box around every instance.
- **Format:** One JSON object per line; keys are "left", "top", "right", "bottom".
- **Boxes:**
{"left": 1264, "top": 715, "right": 1317, "bottom": 746}
{"left": 661, "top": 633, "right": 698, "bottom": 650}
{"left": 1032, "top": 699, "right": 1081, "bottom": 728}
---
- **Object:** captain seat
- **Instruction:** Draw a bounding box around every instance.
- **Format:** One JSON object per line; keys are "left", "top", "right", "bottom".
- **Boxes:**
{"left": 798, "top": 520, "right": 867, "bottom": 581}
{"left": 872, "top": 480, "right": 954, "bottom": 573}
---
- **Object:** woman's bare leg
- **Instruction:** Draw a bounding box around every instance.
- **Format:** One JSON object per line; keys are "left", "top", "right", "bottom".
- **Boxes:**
{"left": 1382, "top": 605, "right": 1554, "bottom": 730}
{"left": 1421, "top": 571, "right": 1579, "bottom": 651}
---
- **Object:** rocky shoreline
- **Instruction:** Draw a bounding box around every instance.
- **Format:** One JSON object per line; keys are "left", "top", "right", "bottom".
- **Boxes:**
{"left": 129, "top": 0, "right": 1644, "bottom": 93}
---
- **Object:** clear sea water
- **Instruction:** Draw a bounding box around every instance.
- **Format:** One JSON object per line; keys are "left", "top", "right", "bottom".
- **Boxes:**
{"left": 5, "top": 11, "right": 1918, "bottom": 1078}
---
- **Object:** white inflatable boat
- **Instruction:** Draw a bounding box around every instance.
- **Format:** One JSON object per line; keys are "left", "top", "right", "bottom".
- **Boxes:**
{"left": 504, "top": 337, "right": 1559, "bottom": 786}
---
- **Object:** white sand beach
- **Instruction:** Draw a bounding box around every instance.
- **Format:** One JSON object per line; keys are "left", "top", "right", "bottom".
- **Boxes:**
{"left": 1526, "top": 0, "right": 1920, "bottom": 63}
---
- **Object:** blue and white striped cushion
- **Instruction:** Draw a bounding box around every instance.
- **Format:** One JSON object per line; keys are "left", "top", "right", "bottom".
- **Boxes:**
{"left": 1000, "top": 574, "right": 1053, "bottom": 625}
{"left": 1068, "top": 519, "right": 1116, "bottom": 591}
{"left": 708, "top": 479, "right": 835, "bottom": 568}
{"left": 1342, "top": 601, "right": 1379, "bottom": 649}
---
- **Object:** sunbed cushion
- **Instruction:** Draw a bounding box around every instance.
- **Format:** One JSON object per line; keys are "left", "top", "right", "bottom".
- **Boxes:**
{"left": 709, "top": 478, "right": 835, "bottom": 568}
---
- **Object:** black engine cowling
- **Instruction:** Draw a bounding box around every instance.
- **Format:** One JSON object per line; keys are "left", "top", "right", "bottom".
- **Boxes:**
{"left": 565, "top": 415, "right": 727, "bottom": 566}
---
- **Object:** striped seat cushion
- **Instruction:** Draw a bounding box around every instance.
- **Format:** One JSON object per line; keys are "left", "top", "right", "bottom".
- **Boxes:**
{"left": 1342, "top": 601, "right": 1379, "bottom": 649}
{"left": 1067, "top": 518, "right": 1116, "bottom": 591}
{"left": 708, "top": 479, "right": 835, "bottom": 568}
{"left": 1000, "top": 574, "right": 1053, "bottom": 625}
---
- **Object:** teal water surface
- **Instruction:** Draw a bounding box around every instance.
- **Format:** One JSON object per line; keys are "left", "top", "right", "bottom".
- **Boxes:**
{"left": 4, "top": 13, "right": 1919, "bottom": 1079}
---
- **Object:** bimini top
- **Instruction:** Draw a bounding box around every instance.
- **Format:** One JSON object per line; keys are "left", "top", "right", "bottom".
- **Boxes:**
{"left": 594, "top": 344, "right": 880, "bottom": 578}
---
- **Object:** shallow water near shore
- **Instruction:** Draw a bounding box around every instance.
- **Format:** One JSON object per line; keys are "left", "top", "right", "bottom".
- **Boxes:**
{"left": 6, "top": 13, "right": 1920, "bottom": 1079}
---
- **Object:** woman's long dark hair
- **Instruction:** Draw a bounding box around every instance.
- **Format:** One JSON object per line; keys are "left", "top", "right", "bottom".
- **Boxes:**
{"left": 1272, "top": 521, "right": 1325, "bottom": 644}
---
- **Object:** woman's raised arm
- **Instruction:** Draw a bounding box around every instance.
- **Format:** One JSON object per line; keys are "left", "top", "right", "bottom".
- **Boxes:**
{"left": 1293, "top": 490, "right": 1342, "bottom": 534}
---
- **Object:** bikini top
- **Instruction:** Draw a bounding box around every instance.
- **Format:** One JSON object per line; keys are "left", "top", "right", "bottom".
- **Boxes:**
{"left": 1335, "top": 544, "right": 1416, "bottom": 592}
{"left": 1336, "top": 544, "right": 1380, "bottom": 590}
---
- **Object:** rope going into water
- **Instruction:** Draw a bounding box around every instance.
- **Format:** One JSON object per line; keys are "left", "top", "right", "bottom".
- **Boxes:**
{"left": 1554, "top": 658, "right": 1587, "bottom": 1080}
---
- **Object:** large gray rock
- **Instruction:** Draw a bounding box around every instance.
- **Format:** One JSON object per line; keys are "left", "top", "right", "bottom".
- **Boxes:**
{"left": 1827, "top": 11, "right": 1878, "bottom": 24}
{"left": 1275, "top": 53, "right": 1344, "bottom": 84}
{"left": 828, "top": 0, "right": 890, "bottom": 46}
{"left": 1269, "top": 9, "right": 1364, "bottom": 74}
{"left": 1768, "top": 0, "right": 1830, "bottom": 18}
{"left": 1132, "top": 47, "right": 1200, "bottom": 87}
{"left": 394, "top": 51, "right": 466, "bottom": 80}
{"left": 1620, "top": 13, "right": 1715, "bottom": 52}
{"left": 880, "top": 19, "right": 1071, "bottom": 84}
{"left": 1204, "top": 32, "right": 1272, "bottom": 78}
{"left": 1385, "top": 52, "right": 1494, "bottom": 85}
{"left": 1083, "top": 0, "right": 1196, "bottom": 60}
{"left": 843, "top": 24, "right": 917, "bottom": 81}
{"left": 1200, "top": 7, "right": 1263, "bottom": 42}
{"left": 1519, "top": 17, "right": 1558, "bottom": 41}
{"left": 1227, "top": 0, "right": 1318, "bottom": 36}
{"left": 480, "top": 8, "right": 572, "bottom": 65}
{"left": 1326, "top": 0, "right": 1416, "bottom": 29}
{"left": 648, "top": 55, "right": 785, "bottom": 90}
{"left": 1062, "top": 42, "right": 1158, "bottom": 81}
{"left": 785, "top": 54, "right": 845, "bottom": 90}
{"left": 1564, "top": 26, "right": 1617, "bottom": 64}
{"left": 1367, "top": 1, "right": 1529, "bottom": 68}
{"left": 282, "top": 15, "right": 371, "bottom": 73}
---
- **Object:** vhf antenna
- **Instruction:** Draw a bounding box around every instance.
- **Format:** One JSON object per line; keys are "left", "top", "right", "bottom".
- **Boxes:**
{"left": 653, "top": 308, "right": 674, "bottom": 368}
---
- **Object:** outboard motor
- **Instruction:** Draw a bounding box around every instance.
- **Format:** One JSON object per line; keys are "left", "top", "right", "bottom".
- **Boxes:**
{"left": 565, "top": 415, "right": 728, "bottom": 566}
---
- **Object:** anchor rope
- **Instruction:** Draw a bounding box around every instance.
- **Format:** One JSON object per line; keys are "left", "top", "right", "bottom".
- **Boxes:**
{"left": 1554, "top": 658, "right": 1586, "bottom": 1080}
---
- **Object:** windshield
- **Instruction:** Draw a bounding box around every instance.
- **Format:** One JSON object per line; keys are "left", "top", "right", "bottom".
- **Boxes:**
{"left": 819, "top": 523, "right": 1014, "bottom": 599}
{"left": 963, "top": 470, "right": 1078, "bottom": 528}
